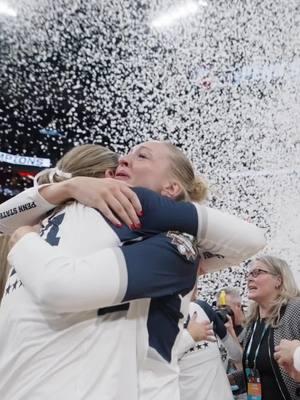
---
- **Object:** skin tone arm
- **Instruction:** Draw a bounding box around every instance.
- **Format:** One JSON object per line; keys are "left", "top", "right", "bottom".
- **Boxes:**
{"left": 224, "top": 315, "right": 243, "bottom": 368}
{"left": 224, "top": 315, "right": 240, "bottom": 344}
{"left": 9, "top": 225, "right": 40, "bottom": 249}
{"left": 39, "top": 177, "right": 143, "bottom": 227}
{"left": 274, "top": 339, "right": 300, "bottom": 381}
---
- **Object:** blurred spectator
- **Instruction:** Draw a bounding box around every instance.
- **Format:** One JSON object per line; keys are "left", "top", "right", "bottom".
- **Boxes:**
{"left": 215, "top": 287, "right": 246, "bottom": 368}
{"left": 178, "top": 298, "right": 242, "bottom": 400}
{"left": 232, "top": 255, "right": 300, "bottom": 400}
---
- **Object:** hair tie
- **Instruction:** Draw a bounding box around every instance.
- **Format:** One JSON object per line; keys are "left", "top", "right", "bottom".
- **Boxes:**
{"left": 33, "top": 167, "right": 72, "bottom": 186}
{"left": 54, "top": 168, "right": 72, "bottom": 179}
{"left": 33, "top": 168, "right": 53, "bottom": 187}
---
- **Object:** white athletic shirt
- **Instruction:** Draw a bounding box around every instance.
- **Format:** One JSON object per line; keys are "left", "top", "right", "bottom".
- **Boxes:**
{"left": 0, "top": 204, "right": 141, "bottom": 400}
{"left": 178, "top": 302, "right": 234, "bottom": 400}
{"left": 294, "top": 346, "right": 300, "bottom": 372}
{"left": 138, "top": 290, "right": 192, "bottom": 400}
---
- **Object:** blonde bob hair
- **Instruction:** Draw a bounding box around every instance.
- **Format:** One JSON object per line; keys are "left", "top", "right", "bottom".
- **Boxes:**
{"left": 36, "top": 144, "right": 119, "bottom": 185}
{"left": 246, "top": 255, "right": 300, "bottom": 327}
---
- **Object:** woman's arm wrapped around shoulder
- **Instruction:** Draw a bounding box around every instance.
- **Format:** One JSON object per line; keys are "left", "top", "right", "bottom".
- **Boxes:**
{"left": 0, "top": 186, "right": 55, "bottom": 234}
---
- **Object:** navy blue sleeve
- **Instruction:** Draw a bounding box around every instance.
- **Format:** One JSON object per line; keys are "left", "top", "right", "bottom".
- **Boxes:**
{"left": 195, "top": 300, "right": 227, "bottom": 339}
{"left": 122, "top": 233, "right": 199, "bottom": 301}
{"left": 133, "top": 187, "right": 198, "bottom": 237}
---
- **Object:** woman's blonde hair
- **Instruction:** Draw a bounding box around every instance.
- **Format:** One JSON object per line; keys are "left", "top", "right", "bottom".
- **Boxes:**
{"left": 162, "top": 142, "right": 208, "bottom": 202}
{"left": 36, "top": 144, "right": 119, "bottom": 185}
{"left": 0, "top": 235, "right": 10, "bottom": 302}
{"left": 246, "top": 255, "right": 300, "bottom": 327}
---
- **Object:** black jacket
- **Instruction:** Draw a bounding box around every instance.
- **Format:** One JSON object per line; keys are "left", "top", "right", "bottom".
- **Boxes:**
{"left": 243, "top": 298, "right": 300, "bottom": 400}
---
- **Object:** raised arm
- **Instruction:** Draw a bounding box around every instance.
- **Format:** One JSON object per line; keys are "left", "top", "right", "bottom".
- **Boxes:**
{"left": 8, "top": 232, "right": 197, "bottom": 313}
{"left": 7, "top": 187, "right": 266, "bottom": 313}
{"left": 0, "top": 186, "right": 55, "bottom": 234}
{"left": 0, "top": 178, "right": 142, "bottom": 233}
{"left": 2, "top": 176, "right": 266, "bottom": 268}
{"left": 194, "top": 206, "right": 266, "bottom": 271}
{"left": 133, "top": 187, "right": 266, "bottom": 270}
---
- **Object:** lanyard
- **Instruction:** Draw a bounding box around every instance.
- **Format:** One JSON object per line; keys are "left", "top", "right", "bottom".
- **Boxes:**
{"left": 246, "top": 319, "right": 269, "bottom": 370}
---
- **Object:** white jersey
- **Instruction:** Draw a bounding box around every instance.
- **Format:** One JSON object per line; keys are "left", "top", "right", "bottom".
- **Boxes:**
{"left": 0, "top": 203, "right": 141, "bottom": 400}
{"left": 178, "top": 302, "right": 234, "bottom": 400}
{"left": 138, "top": 289, "right": 193, "bottom": 400}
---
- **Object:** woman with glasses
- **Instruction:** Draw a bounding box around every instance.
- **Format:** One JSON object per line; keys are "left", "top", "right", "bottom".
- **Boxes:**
{"left": 241, "top": 255, "right": 300, "bottom": 400}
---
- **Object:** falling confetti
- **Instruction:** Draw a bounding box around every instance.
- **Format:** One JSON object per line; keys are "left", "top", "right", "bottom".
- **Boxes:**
{"left": 0, "top": 0, "right": 299, "bottom": 295}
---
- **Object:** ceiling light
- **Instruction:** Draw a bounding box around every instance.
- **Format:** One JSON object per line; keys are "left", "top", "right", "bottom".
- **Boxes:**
{"left": 150, "top": 1, "right": 207, "bottom": 29}
{"left": 0, "top": 2, "right": 17, "bottom": 17}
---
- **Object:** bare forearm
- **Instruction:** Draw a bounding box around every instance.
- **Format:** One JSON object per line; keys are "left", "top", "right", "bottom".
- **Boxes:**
{"left": 39, "top": 179, "right": 74, "bottom": 205}
{"left": 222, "top": 333, "right": 243, "bottom": 362}
{"left": 39, "top": 176, "right": 142, "bottom": 227}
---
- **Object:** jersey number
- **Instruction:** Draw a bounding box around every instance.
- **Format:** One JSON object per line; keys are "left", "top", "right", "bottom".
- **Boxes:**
{"left": 43, "top": 213, "right": 65, "bottom": 246}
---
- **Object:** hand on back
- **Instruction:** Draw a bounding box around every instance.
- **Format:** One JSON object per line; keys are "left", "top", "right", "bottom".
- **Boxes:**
{"left": 187, "top": 313, "right": 215, "bottom": 342}
{"left": 68, "top": 177, "right": 143, "bottom": 228}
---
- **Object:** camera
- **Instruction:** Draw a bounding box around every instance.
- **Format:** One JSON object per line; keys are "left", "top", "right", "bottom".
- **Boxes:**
{"left": 215, "top": 305, "right": 235, "bottom": 325}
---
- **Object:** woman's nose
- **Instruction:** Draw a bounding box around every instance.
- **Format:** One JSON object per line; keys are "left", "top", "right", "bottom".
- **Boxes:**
{"left": 119, "top": 155, "right": 129, "bottom": 167}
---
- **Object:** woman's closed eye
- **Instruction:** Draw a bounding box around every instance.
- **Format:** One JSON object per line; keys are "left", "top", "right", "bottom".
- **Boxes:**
{"left": 137, "top": 153, "right": 148, "bottom": 159}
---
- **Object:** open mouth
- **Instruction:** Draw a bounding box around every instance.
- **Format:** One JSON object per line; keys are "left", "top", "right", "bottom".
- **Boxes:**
{"left": 115, "top": 170, "right": 130, "bottom": 180}
{"left": 248, "top": 285, "right": 257, "bottom": 292}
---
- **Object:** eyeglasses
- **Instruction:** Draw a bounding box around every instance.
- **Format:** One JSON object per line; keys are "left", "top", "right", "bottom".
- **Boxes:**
{"left": 246, "top": 268, "right": 276, "bottom": 279}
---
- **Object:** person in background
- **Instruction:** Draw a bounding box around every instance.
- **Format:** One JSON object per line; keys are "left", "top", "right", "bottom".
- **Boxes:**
{"left": 178, "top": 284, "right": 243, "bottom": 400}
{"left": 216, "top": 287, "right": 246, "bottom": 340}
{"left": 240, "top": 255, "right": 300, "bottom": 400}
{"left": 216, "top": 287, "right": 246, "bottom": 366}
{"left": 215, "top": 287, "right": 247, "bottom": 398}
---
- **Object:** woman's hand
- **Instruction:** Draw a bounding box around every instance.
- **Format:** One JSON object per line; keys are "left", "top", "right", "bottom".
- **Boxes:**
{"left": 274, "top": 339, "right": 300, "bottom": 381}
{"left": 274, "top": 339, "right": 300, "bottom": 367}
{"left": 41, "top": 177, "right": 143, "bottom": 228}
{"left": 9, "top": 225, "right": 40, "bottom": 251}
{"left": 187, "top": 313, "right": 216, "bottom": 342}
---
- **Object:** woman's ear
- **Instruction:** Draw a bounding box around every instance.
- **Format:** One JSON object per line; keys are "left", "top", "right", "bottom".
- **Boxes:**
{"left": 161, "top": 181, "right": 183, "bottom": 199}
{"left": 275, "top": 275, "right": 282, "bottom": 289}
{"left": 104, "top": 169, "right": 115, "bottom": 178}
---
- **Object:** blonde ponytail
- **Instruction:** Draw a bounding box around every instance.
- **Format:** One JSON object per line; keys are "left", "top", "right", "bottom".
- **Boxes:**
{"left": 35, "top": 144, "right": 119, "bottom": 186}
{"left": 187, "top": 176, "right": 208, "bottom": 202}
